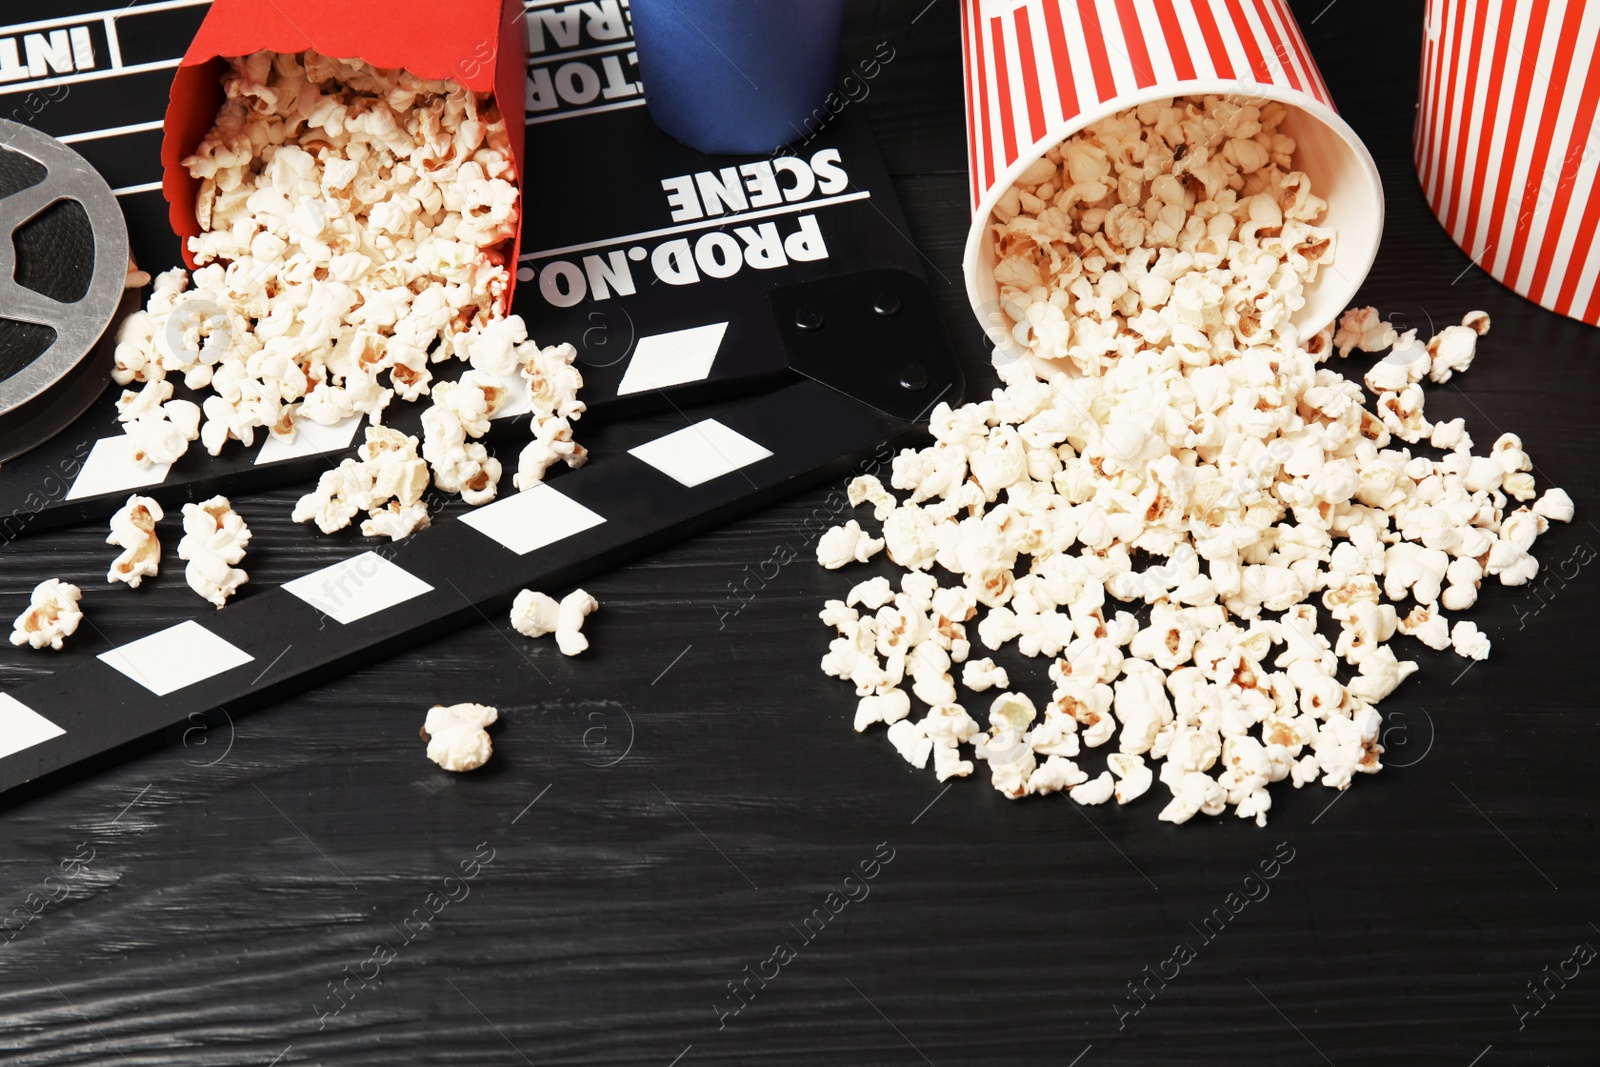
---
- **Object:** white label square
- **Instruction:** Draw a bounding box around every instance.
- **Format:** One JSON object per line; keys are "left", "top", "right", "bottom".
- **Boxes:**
{"left": 254, "top": 415, "right": 362, "bottom": 465}
{"left": 617, "top": 321, "right": 729, "bottom": 396}
{"left": 65, "top": 436, "right": 171, "bottom": 501}
{"left": 0, "top": 694, "right": 65, "bottom": 760}
{"left": 282, "top": 552, "right": 434, "bottom": 625}
{"left": 628, "top": 419, "right": 772, "bottom": 487}
{"left": 459, "top": 482, "right": 606, "bottom": 555}
{"left": 98, "top": 621, "right": 255, "bottom": 697}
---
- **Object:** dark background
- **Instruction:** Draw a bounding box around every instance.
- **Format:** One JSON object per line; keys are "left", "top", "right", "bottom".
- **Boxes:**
{"left": 5, "top": 0, "right": 1600, "bottom": 1063}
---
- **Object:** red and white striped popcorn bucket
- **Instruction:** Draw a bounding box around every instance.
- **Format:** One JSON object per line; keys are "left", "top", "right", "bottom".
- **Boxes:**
{"left": 1415, "top": 0, "right": 1600, "bottom": 327}
{"left": 961, "top": 0, "right": 1383, "bottom": 356}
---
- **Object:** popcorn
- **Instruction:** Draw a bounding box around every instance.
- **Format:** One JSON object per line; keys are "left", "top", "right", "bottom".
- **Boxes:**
{"left": 293, "top": 426, "right": 431, "bottom": 537}
{"left": 509, "top": 587, "right": 597, "bottom": 656}
{"left": 1335, "top": 307, "right": 1399, "bottom": 358}
{"left": 361, "top": 501, "right": 432, "bottom": 541}
{"left": 556, "top": 589, "right": 599, "bottom": 657}
{"left": 1107, "top": 753, "right": 1153, "bottom": 804}
{"left": 848, "top": 475, "right": 897, "bottom": 521}
{"left": 110, "top": 51, "right": 584, "bottom": 517}
{"left": 1068, "top": 771, "right": 1116, "bottom": 805}
{"left": 106, "top": 495, "right": 164, "bottom": 588}
{"left": 10, "top": 579, "right": 83, "bottom": 651}
{"left": 512, "top": 416, "right": 587, "bottom": 491}
{"left": 123, "top": 398, "right": 201, "bottom": 465}
{"left": 961, "top": 657, "right": 1010, "bottom": 692}
{"left": 886, "top": 718, "right": 933, "bottom": 769}
{"left": 178, "top": 496, "right": 250, "bottom": 607}
{"left": 421, "top": 377, "right": 505, "bottom": 506}
{"left": 1426, "top": 322, "right": 1480, "bottom": 382}
{"left": 814, "top": 96, "right": 1570, "bottom": 827}
{"left": 1450, "top": 620, "right": 1491, "bottom": 661}
{"left": 816, "top": 520, "right": 885, "bottom": 569}
{"left": 846, "top": 576, "right": 896, "bottom": 610}
{"left": 855, "top": 689, "right": 912, "bottom": 732}
{"left": 510, "top": 589, "right": 560, "bottom": 639}
{"left": 990, "top": 96, "right": 1335, "bottom": 377}
{"left": 1533, "top": 488, "right": 1575, "bottom": 523}
{"left": 421, "top": 702, "right": 498, "bottom": 772}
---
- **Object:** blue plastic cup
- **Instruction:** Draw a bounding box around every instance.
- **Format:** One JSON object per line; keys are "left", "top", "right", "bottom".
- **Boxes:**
{"left": 629, "top": 0, "right": 847, "bottom": 156}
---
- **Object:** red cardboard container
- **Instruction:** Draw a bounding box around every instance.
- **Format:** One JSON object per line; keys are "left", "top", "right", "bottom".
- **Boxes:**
{"left": 160, "top": 0, "right": 529, "bottom": 310}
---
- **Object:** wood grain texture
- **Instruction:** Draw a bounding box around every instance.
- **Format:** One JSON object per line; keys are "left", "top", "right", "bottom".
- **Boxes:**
{"left": 3, "top": 1, "right": 1599, "bottom": 1064}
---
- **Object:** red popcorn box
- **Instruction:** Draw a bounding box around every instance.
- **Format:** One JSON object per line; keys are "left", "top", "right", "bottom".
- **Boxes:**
{"left": 1415, "top": 0, "right": 1600, "bottom": 327}
{"left": 160, "top": 0, "right": 528, "bottom": 310}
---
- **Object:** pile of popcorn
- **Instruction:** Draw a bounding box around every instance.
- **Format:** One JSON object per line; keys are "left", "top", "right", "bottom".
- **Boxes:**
{"left": 988, "top": 95, "right": 1332, "bottom": 376}
{"left": 816, "top": 96, "right": 1574, "bottom": 827}
{"left": 110, "top": 51, "right": 586, "bottom": 541}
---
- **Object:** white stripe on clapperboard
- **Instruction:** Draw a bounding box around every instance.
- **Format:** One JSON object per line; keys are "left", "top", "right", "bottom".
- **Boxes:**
{"left": 112, "top": 180, "right": 164, "bottom": 196}
{"left": 0, "top": 56, "right": 180, "bottom": 97}
{"left": 528, "top": 40, "right": 633, "bottom": 64}
{"left": 0, "top": 0, "right": 208, "bottom": 39}
{"left": 519, "top": 190, "right": 873, "bottom": 260}
{"left": 59, "top": 118, "right": 164, "bottom": 144}
{"left": 526, "top": 98, "right": 647, "bottom": 126}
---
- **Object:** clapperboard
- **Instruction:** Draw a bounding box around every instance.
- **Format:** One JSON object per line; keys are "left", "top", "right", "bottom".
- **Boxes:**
{"left": 0, "top": 0, "right": 962, "bottom": 801}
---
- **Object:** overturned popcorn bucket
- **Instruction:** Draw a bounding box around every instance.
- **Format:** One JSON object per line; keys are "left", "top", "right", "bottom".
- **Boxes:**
{"left": 960, "top": 0, "right": 1383, "bottom": 370}
{"left": 1415, "top": 0, "right": 1600, "bottom": 327}
{"left": 160, "top": 0, "right": 529, "bottom": 311}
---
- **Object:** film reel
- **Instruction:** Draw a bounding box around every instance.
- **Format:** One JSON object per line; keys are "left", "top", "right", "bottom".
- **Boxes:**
{"left": 0, "top": 118, "right": 131, "bottom": 463}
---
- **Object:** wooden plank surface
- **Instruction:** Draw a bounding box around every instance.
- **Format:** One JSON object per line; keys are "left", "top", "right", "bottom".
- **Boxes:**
{"left": 3, "top": 1, "right": 1598, "bottom": 1064}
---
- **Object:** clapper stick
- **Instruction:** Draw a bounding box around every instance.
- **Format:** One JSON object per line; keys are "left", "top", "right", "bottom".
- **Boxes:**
{"left": 0, "top": 277, "right": 796, "bottom": 532}
{"left": 0, "top": 269, "right": 962, "bottom": 804}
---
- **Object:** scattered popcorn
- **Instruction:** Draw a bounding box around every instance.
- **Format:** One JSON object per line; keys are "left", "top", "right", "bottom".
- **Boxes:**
{"left": 816, "top": 520, "right": 885, "bottom": 569}
{"left": 360, "top": 501, "right": 432, "bottom": 541}
{"left": 1426, "top": 317, "right": 1483, "bottom": 382}
{"left": 1533, "top": 487, "right": 1575, "bottom": 524}
{"left": 177, "top": 496, "right": 250, "bottom": 607}
{"left": 10, "top": 579, "right": 83, "bottom": 651}
{"left": 1450, "top": 620, "right": 1491, "bottom": 661}
{"left": 846, "top": 575, "right": 896, "bottom": 610}
{"left": 887, "top": 718, "right": 933, "bottom": 769}
{"left": 509, "top": 588, "right": 598, "bottom": 657}
{"left": 961, "top": 657, "right": 1010, "bottom": 692}
{"left": 110, "top": 51, "right": 583, "bottom": 520}
{"left": 1069, "top": 771, "right": 1116, "bottom": 805}
{"left": 818, "top": 95, "right": 1572, "bottom": 826}
{"left": 1107, "top": 753, "right": 1153, "bottom": 804}
{"left": 509, "top": 589, "right": 559, "bottom": 639}
{"left": 848, "top": 475, "right": 897, "bottom": 520}
{"left": 106, "top": 495, "right": 164, "bottom": 588}
{"left": 556, "top": 589, "right": 599, "bottom": 656}
{"left": 1335, "top": 307, "right": 1399, "bottom": 358}
{"left": 512, "top": 414, "right": 587, "bottom": 490}
{"left": 855, "top": 689, "right": 912, "bottom": 732}
{"left": 421, "top": 702, "right": 498, "bottom": 772}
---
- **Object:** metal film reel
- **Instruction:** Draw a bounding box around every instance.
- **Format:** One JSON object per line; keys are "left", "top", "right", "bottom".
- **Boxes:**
{"left": 0, "top": 118, "right": 131, "bottom": 463}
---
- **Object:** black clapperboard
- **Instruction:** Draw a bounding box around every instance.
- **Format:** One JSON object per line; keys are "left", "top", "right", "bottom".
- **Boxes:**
{"left": 0, "top": 0, "right": 962, "bottom": 801}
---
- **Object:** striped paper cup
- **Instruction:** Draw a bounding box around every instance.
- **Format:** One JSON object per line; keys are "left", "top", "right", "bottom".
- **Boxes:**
{"left": 1415, "top": 0, "right": 1600, "bottom": 326}
{"left": 961, "top": 0, "right": 1383, "bottom": 368}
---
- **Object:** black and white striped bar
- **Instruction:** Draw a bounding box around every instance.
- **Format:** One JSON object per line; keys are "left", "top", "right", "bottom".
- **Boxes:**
{"left": 0, "top": 279, "right": 793, "bottom": 533}
{"left": 0, "top": 377, "right": 921, "bottom": 800}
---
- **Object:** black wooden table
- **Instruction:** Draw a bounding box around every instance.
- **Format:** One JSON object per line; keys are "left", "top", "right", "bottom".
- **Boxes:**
{"left": 4, "top": 2, "right": 1598, "bottom": 1063}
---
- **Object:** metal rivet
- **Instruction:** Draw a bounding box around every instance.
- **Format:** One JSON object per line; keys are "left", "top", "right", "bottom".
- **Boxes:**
{"left": 872, "top": 291, "right": 901, "bottom": 316}
{"left": 794, "top": 305, "right": 823, "bottom": 331}
{"left": 899, "top": 363, "right": 928, "bottom": 391}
